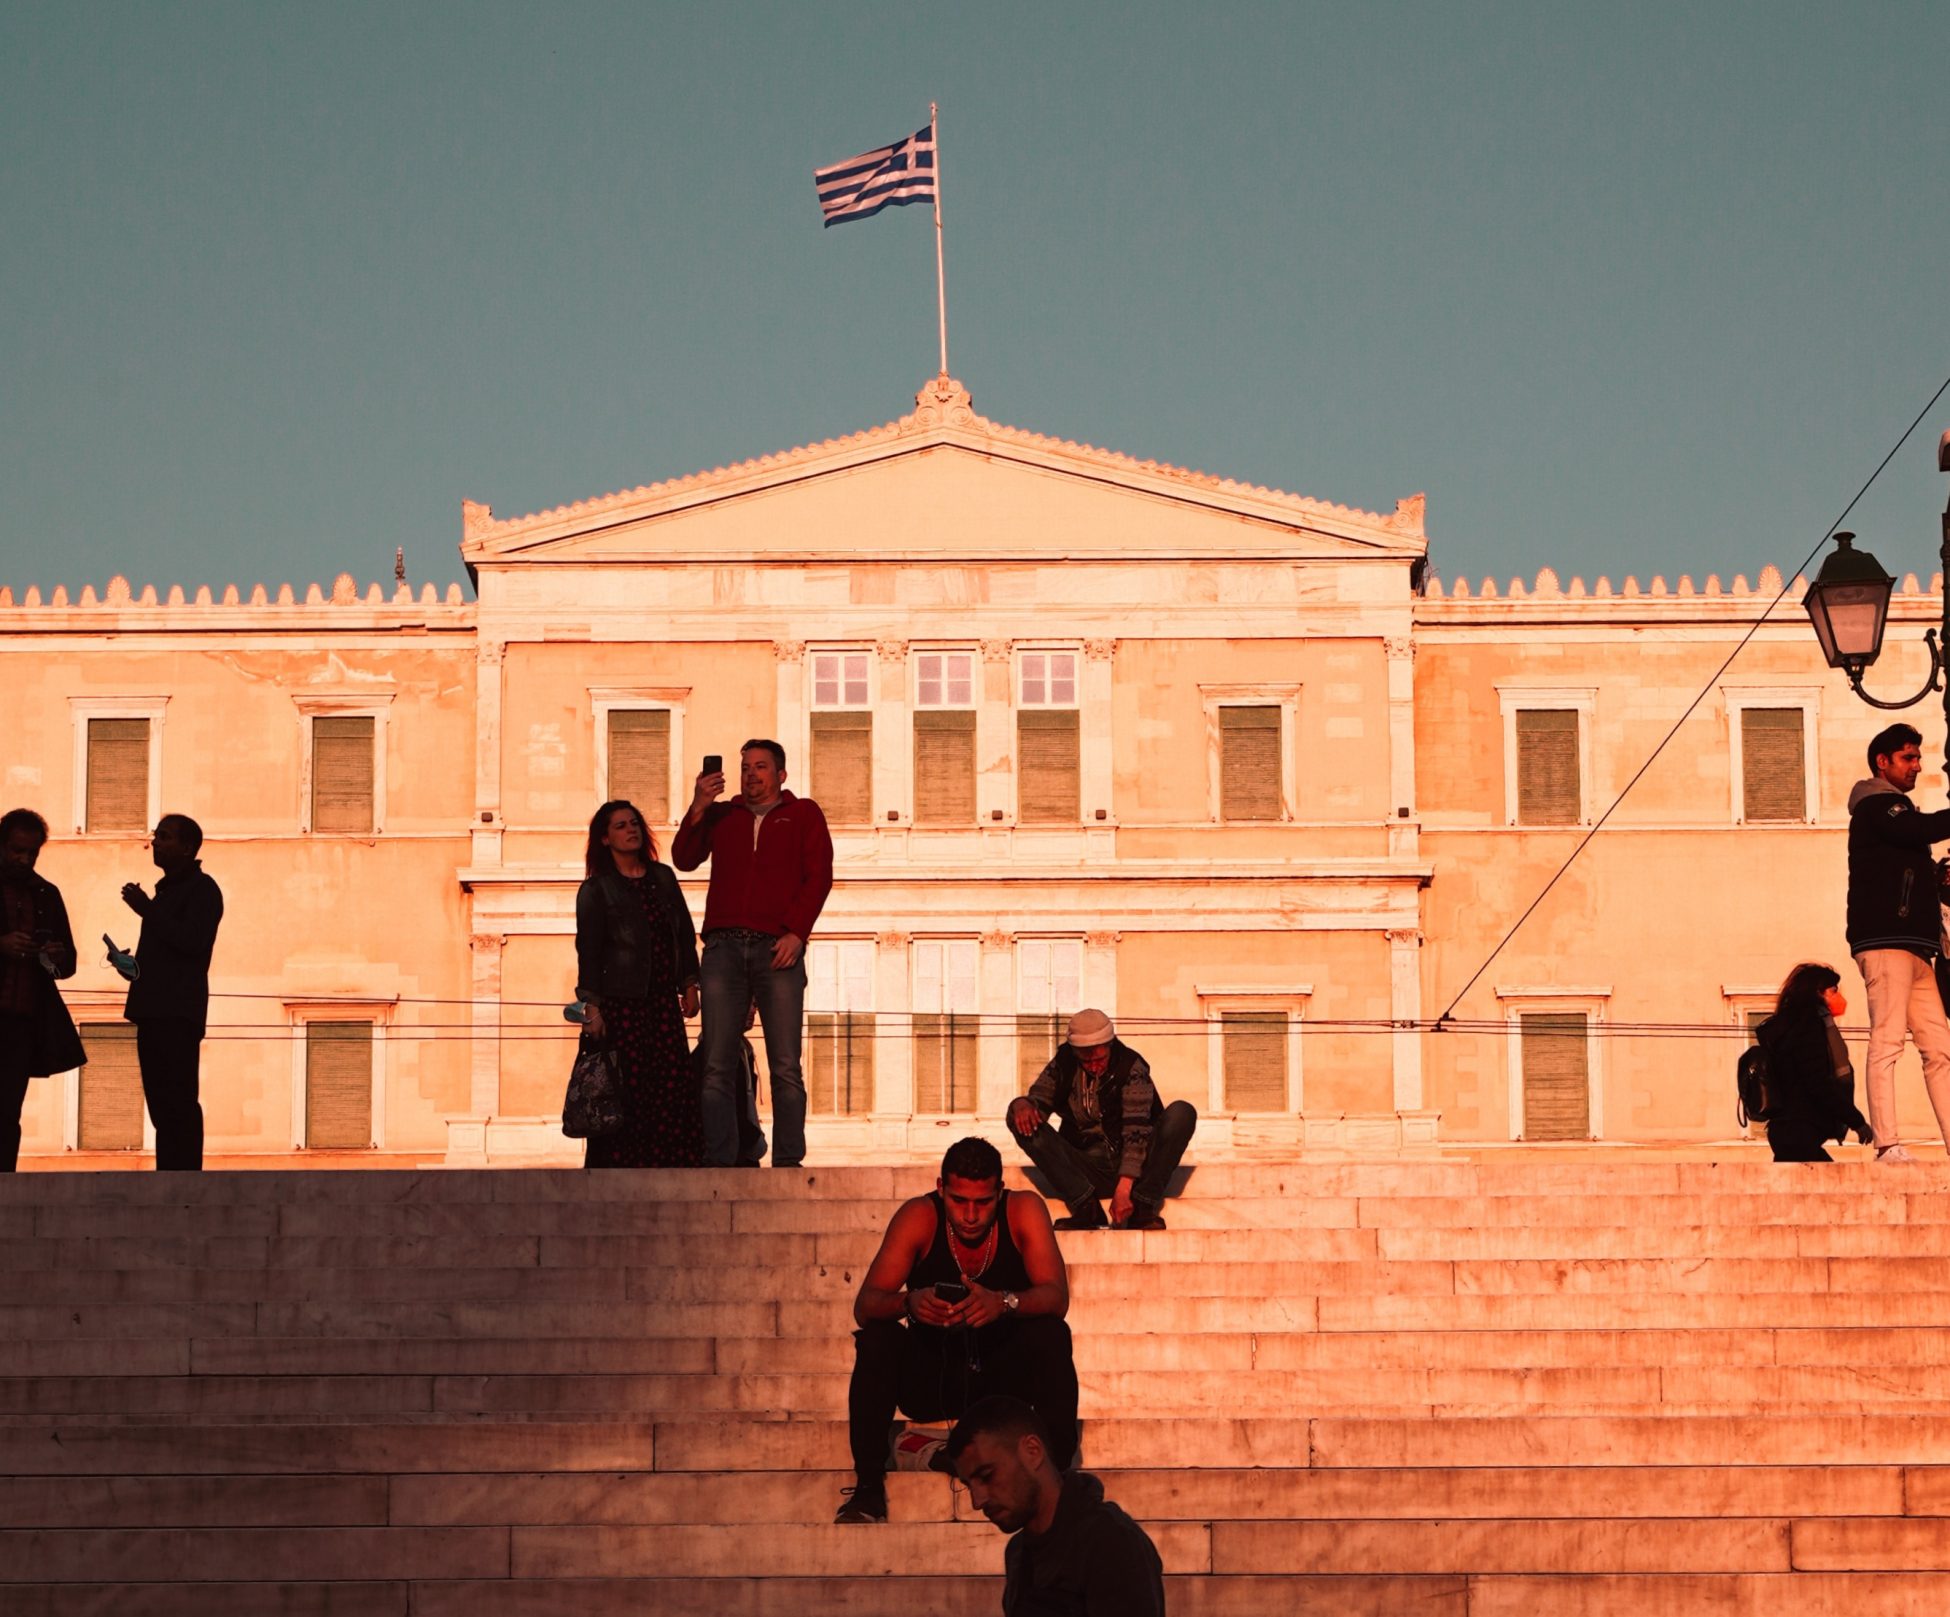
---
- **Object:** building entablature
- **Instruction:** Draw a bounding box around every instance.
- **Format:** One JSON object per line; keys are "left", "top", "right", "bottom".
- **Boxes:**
{"left": 0, "top": 573, "right": 473, "bottom": 634}
{"left": 1418, "top": 564, "right": 1942, "bottom": 626}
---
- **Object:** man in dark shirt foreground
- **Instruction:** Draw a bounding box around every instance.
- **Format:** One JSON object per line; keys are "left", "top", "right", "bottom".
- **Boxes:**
{"left": 948, "top": 1394, "right": 1165, "bottom": 1616}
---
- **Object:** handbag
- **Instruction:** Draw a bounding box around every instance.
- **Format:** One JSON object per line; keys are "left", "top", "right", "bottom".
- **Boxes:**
{"left": 562, "top": 1034, "right": 625, "bottom": 1139}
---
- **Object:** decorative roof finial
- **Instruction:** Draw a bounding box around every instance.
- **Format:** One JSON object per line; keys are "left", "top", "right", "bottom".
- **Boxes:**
{"left": 394, "top": 546, "right": 406, "bottom": 583}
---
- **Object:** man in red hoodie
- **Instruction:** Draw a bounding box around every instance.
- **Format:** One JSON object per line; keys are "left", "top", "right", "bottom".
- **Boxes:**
{"left": 672, "top": 739, "right": 833, "bottom": 1167}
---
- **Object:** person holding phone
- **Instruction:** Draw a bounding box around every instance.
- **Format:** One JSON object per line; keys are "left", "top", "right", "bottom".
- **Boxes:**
{"left": 0, "top": 808, "right": 85, "bottom": 1171}
{"left": 835, "top": 1136, "right": 1076, "bottom": 1525}
{"left": 671, "top": 739, "right": 833, "bottom": 1167}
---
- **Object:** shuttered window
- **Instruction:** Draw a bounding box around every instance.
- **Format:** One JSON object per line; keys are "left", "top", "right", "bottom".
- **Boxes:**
{"left": 806, "top": 1015, "right": 874, "bottom": 1114}
{"left": 1222, "top": 1011, "right": 1287, "bottom": 1111}
{"left": 77, "top": 1023, "right": 143, "bottom": 1150}
{"left": 1520, "top": 1012, "right": 1590, "bottom": 1140}
{"left": 1219, "top": 706, "right": 1282, "bottom": 822}
{"left": 311, "top": 716, "right": 376, "bottom": 834}
{"left": 1515, "top": 709, "right": 1581, "bottom": 825}
{"left": 1018, "top": 710, "right": 1080, "bottom": 824}
{"left": 914, "top": 710, "right": 976, "bottom": 825}
{"left": 915, "top": 1013, "right": 980, "bottom": 1113}
{"left": 606, "top": 710, "right": 670, "bottom": 823}
{"left": 86, "top": 719, "right": 149, "bottom": 833}
{"left": 811, "top": 711, "right": 873, "bottom": 826}
{"left": 305, "top": 1021, "right": 374, "bottom": 1149}
{"left": 1016, "top": 1014, "right": 1063, "bottom": 1096}
{"left": 1741, "top": 707, "right": 1806, "bottom": 823}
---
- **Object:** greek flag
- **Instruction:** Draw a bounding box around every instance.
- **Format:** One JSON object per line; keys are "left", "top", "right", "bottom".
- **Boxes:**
{"left": 814, "top": 125, "right": 935, "bottom": 227}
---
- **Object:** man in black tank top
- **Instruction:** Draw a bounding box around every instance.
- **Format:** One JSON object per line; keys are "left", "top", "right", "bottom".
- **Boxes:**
{"left": 835, "top": 1137, "right": 1078, "bottom": 1525}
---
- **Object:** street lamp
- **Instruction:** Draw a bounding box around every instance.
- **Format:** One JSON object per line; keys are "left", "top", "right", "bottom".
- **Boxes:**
{"left": 1802, "top": 431, "right": 1950, "bottom": 715}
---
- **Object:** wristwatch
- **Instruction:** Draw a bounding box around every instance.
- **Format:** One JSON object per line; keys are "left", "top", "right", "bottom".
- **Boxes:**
{"left": 1002, "top": 1291, "right": 1020, "bottom": 1314}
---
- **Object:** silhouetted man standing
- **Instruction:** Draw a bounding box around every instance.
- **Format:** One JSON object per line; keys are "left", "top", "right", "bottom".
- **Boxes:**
{"left": 122, "top": 814, "right": 222, "bottom": 1170}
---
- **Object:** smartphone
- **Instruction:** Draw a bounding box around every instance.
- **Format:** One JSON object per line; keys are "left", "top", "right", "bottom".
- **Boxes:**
{"left": 934, "top": 1280, "right": 969, "bottom": 1304}
{"left": 702, "top": 754, "right": 722, "bottom": 775}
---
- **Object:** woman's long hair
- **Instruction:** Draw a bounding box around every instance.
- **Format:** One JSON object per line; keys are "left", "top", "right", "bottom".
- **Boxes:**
{"left": 584, "top": 800, "right": 658, "bottom": 878}
{"left": 1775, "top": 961, "right": 1841, "bottom": 1020}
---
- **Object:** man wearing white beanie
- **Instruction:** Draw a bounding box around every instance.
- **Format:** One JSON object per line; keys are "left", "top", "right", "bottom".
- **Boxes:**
{"left": 1007, "top": 1008, "right": 1197, "bottom": 1230}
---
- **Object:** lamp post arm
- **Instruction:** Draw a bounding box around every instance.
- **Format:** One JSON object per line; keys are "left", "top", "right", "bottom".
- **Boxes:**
{"left": 1848, "top": 629, "right": 1943, "bottom": 710}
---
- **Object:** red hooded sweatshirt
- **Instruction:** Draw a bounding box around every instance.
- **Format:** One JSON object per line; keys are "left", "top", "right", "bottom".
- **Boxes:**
{"left": 671, "top": 790, "right": 834, "bottom": 942}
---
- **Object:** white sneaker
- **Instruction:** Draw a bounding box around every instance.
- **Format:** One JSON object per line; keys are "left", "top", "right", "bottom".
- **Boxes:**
{"left": 1875, "top": 1144, "right": 1918, "bottom": 1164}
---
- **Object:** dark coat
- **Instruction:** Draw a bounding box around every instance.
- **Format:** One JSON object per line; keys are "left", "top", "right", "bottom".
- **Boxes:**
{"left": 124, "top": 862, "right": 224, "bottom": 1032}
{"left": 1845, "top": 778, "right": 1950, "bottom": 957}
{"left": 1001, "top": 1471, "right": 1165, "bottom": 1617}
{"left": 1024, "top": 1039, "right": 1163, "bottom": 1180}
{"left": 574, "top": 862, "right": 699, "bottom": 1005}
{"left": 4, "top": 871, "right": 85, "bottom": 1078}
{"left": 1754, "top": 1005, "right": 1871, "bottom": 1146}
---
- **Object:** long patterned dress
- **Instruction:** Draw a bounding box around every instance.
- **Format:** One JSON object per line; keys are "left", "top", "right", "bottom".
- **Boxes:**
{"left": 585, "top": 873, "right": 704, "bottom": 1169}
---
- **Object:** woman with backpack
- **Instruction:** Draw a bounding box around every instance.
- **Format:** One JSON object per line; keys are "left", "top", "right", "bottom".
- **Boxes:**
{"left": 1754, "top": 962, "right": 1873, "bottom": 1163}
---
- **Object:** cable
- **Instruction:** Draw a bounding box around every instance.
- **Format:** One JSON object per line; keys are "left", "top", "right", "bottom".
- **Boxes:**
{"left": 1437, "top": 370, "right": 1950, "bottom": 1024}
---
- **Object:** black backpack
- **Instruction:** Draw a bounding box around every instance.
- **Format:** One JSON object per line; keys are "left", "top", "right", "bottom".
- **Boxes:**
{"left": 1736, "top": 1042, "right": 1771, "bottom": 1128}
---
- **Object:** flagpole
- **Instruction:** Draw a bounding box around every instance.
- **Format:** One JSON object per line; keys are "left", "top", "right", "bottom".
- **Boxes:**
{"left": 931, "top": 101, "right": 949, "bottom": 375}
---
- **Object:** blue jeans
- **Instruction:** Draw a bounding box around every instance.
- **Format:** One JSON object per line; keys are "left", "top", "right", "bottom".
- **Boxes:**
{"left": 701, "top": 932, "right": 807, "bottom": 1166}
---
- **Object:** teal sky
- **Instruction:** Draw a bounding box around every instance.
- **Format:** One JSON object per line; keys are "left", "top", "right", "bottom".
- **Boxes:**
{"left": 2, "top": 1, "right": 1947, "bottom": 598}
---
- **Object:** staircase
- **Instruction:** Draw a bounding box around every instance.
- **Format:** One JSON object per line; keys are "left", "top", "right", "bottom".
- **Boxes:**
{"left": 3, "top": 1159, "right": 1949, "bottom": 1614}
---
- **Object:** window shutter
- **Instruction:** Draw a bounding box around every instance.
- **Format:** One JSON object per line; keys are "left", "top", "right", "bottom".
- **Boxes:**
{"left": 1018, "top": 710, "right": 1080, "bottom": 823}
{"left": 312, "top": 716, "right": 376, "bottom": 834}
{"left": 86, "top": 719, "right": 149, "bottom": 833}
{"left": 1219, "top": 707, "right": 1282, "bottom": 822}
{"left": 305, "top": 1021, "right": 373, "bottom": 1148}
{"left": 1016, "top": 1015, "right": 1062, "bottom": 1097}
{"left": 1516, "top": 709, "right": 1581, "bottom": 825}
{"left": 1520, "top": 1012, "right": 1590, "bottom": 1139}
{"left": 77, "top": 1023, "right": 143, "bottom": 1150}
{"left": 913, "top": 710, "right": 976, "bottom": 825}
{"left": 915, "top": 1011, "right": 979, "bottom": 1112}
{"left": 1741, "top": 708, "right": 1806, "bottom": 823}
{"left": 607, "top": 710, "right": 670, "bottom": 823}
{"left": 807, "top": 1012, "right": 874, "bottom": 1114}
{"left": 811, "top": 711, "right": 873, "bottom": 826}
{"left": 1221, "top": 1011, "right": 1287, "bottom": 1110}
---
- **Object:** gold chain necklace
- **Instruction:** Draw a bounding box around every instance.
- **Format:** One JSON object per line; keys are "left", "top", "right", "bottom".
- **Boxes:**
{"left": 950, "top": 1211, "right": 1000, "bottom": 1284}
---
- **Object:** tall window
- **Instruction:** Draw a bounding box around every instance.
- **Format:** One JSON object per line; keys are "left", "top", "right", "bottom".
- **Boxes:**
{"left": 1514, "top": 709, "right": 1582, "bottom": 825}
{"left": 1018, "top": 652, "right": 1080, "bottom": 824}
{"left": 1017, "top": 938, "right": 1083, "bottom": 1094}
{"left": 806, "top": 940, "right": 875, "bottom": 1115}
{"left": 913, "top": 939, "right": 980, "bottom": 1112}
{"left": 1221, "top": 1010, "right": 1287, "bottom": 1110}
{"left": 311, "top": 716, "right": 376, "bottom": 834}
{"left": 85, "top": 719, "right": 150, "bottom": 833}
{"left": 1219, "top": 706, "right": 1283, "bottom": 822}
{"left": 607, "top": 710, "right": 671, "bottom": 823}
{"left": 1739, "top": 707, "right": 1807, "bottom": 823}
{"left": 914, "top": 651, "right": 977, "bottom": 825}
{"left": 810, "top": 652, "right": 873, "bottom": 826}
{"left": 305, "top": 1021, "right": 374, "bottom": 1148}
{"left": 1519, "top": 1012, "right": 1590, "bottom": 1139}
{"left": 77, "top": 1023, "right": 143, "bottom": 1150}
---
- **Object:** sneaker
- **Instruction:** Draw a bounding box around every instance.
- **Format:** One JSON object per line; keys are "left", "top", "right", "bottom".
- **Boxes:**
{"left": 1876, "top": 1144, "right": 1918, "bottom": 1164}
{"left": 834, "top": 1485, "right": 887, "bottom": 1524}
{"left": 1054, "top": 1208, "right": 1109, "bottom": 1231}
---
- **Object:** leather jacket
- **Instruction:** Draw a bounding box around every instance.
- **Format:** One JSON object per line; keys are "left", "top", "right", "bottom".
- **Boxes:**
{"left": 574, "top": 862, "right": 700, "bottom": 1005}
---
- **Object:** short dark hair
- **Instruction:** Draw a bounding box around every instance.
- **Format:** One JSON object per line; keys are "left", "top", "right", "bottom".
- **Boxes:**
{"left": 1869, "top": 723, "right": 1922, "bottom": 770}
{"left": 741, "top": 738, "right": 786, "bottom": 771}
{"left": 946, "top": 1395, "right": 1049, "bottom": 1466}
{"left": 0, "top": 808, "right": 49, "bottom": 848}
{"left": 158, "top": 813, "right": 204, "bottom": 856}
{"left": 941, "top": 1135, "right": 1003, "bottom": 1185}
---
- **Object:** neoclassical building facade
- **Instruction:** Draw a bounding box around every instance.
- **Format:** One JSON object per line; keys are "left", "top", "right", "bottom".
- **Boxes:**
{"left": 3, "top": 376, "right": 1943, "bottom": 1162}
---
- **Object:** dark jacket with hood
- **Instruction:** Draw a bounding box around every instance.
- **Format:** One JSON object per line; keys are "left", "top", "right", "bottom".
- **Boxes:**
{"left": 574, "top": 861, "right": 699, "bottom": 1005}
{"left": 1845, "top": 777, "right": 1950, "bottom": 957}
{"left": 2, "top": 869, "right": 85, "bottom": 1078}
{"left": 1024, "top": 1039, "right": 1163, "bottom": 1180}
{"left": 1002, "top": 1470, "right": 1165, "bottom": 1617}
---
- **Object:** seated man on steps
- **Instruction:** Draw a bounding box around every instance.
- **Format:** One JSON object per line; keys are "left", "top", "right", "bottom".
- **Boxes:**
{"left": 836, "top": 1136, "right": 1077, "bottom": 1525}
{"left": 1008, "top": 1008, "right": 1197, "bottom": 1230}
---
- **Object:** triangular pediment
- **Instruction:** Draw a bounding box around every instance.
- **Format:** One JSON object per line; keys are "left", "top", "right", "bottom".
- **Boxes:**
{"left": 460, "top": 376, "right": 1426, "bottom": 570}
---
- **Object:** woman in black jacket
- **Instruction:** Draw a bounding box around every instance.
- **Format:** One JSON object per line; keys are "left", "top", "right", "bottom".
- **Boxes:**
{"left": 1754, "top": 962, "right": 1872, "bottom": 1163}
{"left": 573, "top": 800, "right": 703, "bottom": 1168}
{"left": 0, "top": 808, "right": 85, "bottom": 1172}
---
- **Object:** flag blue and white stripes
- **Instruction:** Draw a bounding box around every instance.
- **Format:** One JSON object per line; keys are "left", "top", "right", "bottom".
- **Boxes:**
{"left": 814, "top": 125, "right": 936, "bottom": 227}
